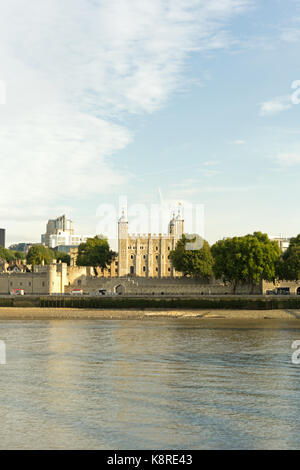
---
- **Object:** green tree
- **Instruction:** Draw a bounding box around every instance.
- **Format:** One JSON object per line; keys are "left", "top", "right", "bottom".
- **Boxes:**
{"left": 54, "top": 251, "right": 71, "bottom": 266}
{"left": 76, "top": 236, "right": 116, "bottom": 276}
{"left": 13, "top": 251, "right": 25, "bottom": 260}
{"left": 26, "top": 245, "right": 53, "bottom": 265}
{"left": 169, "top": 235, "right": 214, "bottom": 280}
{"left": 277, "top": 235, "right": 300, "bottom": 281}
{"left": 211, "top": 232, "right": 280, "bottom": 293}
{"left": 211, "top": 237, "right": 243, "bottom": 293}
{"left": 0, "top": 247, "right": 25, "bottom": 263}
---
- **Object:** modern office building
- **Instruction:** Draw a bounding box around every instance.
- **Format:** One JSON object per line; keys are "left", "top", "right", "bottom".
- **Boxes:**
{"left": 272, "top": 237, "right": 290, "bottom": 252}
{"left": 41, "top": 215, "right": 90, "bottom": 249}
{"left": 0, "top": 229, "right": 5, "bottom": 248}
{"left": 41, "top": 215, "right": 74, "bottom": 247}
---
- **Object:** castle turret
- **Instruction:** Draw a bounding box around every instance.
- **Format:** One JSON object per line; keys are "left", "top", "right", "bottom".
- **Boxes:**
{"left": 168, "top": 213, "right": 176, "bottom": 236}
{"left": 118, "top": 210, "right": 128, "bottom": 277}
{"left": 175, "top": 208, "right": 184, "bottom": 240}
{"left": 168, "top": 208, "right": 184, "bottom": 241}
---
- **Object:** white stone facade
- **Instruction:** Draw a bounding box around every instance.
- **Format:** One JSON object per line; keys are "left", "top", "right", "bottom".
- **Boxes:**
{"left": 118, "top": 211, "right": 184, "bottom": 278}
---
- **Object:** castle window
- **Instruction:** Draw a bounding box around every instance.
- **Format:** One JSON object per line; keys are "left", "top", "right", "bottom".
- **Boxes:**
{"left": 78, "top": 280, "right": 81, "bottom": 285}
{"left": 143, "top": 266, "right": 146, "bottom": 272}
{"left": 115, "top": 261, "right": 118, "bottom": 266}
{"left": 143, "top": 254, "right": 146, "bottom": 259}
{"left": 20, "top": 282, "right": 22, "bottom": 286}
{"left": 29, "top": 282, "right": 31, "bottom": 286}
{"left": 156, "top": 267, "right": 158, "bottom": 272}
{"left": 156, "top": 255, "right": 158, "bottom": 260}
{"left": 168, "top": 268, "right": 171, "bottom": 272}
{"left": 42, "top": 282, "right": 45, "bottom": 287}
{"left": 130, "top": 254, "right": 134, "bottom": 259}
{"left": 168, "top": 255, "right": 170, "bottom": 259}
{"left": 155, "top": 246, "right": 158, "bottom": 250}
{"left": 130, "top": 266, "right": 134, "bottom": 274}
{"left": 168, "top": 246, "right": 170, "bottom": 250}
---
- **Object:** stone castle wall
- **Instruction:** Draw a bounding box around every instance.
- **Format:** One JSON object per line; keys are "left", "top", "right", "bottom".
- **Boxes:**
{"left": 0, "top": 261, "right": 68, "bottom": 295}
{"left": 262, "top": 279, "right": 300, "bottom": 294}
{"left": 0, "top": 261, "right": 263, "bottom": 296}
{"left": 65, "top": 276, "right": 262, "bottom": 296}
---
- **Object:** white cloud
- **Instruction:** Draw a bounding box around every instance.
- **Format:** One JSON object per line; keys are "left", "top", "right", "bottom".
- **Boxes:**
{"left": 280, "top": 27, "right": 300, "bottom": 43}
{"left": 275, "top": 153, "right": 300, "bottom": 165}
{"left": 232, "top": 139, "right": 245, "bottom": 144}
{"left": 0, "top": 0, "right": 251, "bottom": 241}
{"left": 169, "top": 183, "right": 271, "bottom": 198}
{"left": 203, "top": 160, "right": 219, "bottom": 166}
{"left": 259, "top": 95, "right": 292, "bottom": 116}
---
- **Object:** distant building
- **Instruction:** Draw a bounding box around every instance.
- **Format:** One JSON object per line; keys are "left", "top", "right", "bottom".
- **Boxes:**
{"left": 272, "top": 237, "right": 290, "bottom": 252}
{"left": 9, "top": 242, "right": 39, "bottom": 254}
{"left": 0, "top": 229, "right": 5, "bottom": 248}
{"left": 42, "top": 215, "right": 74, "bottom": 247}
{"left": 41, "top": 215, "right": 90, "bottom": 249}
{"left": 53, "top": 245, "right": 73, "bottom": 254}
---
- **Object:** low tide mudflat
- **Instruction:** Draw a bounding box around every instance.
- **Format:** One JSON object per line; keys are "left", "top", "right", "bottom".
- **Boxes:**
{"left": 1, "top": 307, "right": 300, "bottom": 327}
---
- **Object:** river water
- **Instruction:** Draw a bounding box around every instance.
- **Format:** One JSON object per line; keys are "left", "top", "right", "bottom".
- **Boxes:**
{"left": 0, "top": 315, "right": 300, "bottom": 449}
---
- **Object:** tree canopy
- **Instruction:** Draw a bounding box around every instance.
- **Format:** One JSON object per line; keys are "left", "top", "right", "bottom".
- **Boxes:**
{"left": 76, "top": 236, "right": 116, "bottom": 275}
{"left": 26, "top": 245, "right": 70, "bottom": 266}
{"left": 0, "top": 246, "right": 25, "bottom": 263}
{"left": 54, "top": 251, "right": 71, "bottom": 265}
{"left": 211, "top": 232, "right": 280, "bottom": 293}
{"left": 169, "top": 235, "right": 214, "bottom": 279}
{"left": 26, "top": 245, "right": 53, "bottom": 265}
{"left": 277, "top": 234, "right": 300, "bottom": 281}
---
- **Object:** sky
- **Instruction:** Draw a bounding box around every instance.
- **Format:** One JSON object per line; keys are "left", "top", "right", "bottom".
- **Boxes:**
{"left": 1, "top": 0, "right": 300, "bottom": 247}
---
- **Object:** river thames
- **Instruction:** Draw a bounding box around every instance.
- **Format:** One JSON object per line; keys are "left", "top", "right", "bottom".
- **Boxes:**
{"left": 1, "top": 315, "right": 300, "bottom": 449}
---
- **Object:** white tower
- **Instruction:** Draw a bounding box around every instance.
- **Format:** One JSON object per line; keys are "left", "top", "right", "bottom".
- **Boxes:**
{"left": 118, "top": 210, "right": 128, "bottom": 277}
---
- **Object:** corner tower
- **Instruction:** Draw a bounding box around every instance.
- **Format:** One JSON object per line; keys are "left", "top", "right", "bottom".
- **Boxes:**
{"left": 174, "top": 208, "right": 184, "bottom": 240}
{"left": 168, "top": 208, "right": 184, "bottom": 241}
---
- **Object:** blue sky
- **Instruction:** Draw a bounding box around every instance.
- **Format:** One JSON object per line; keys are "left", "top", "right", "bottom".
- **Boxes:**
{"left": 1, "top": 0, "right": 300, "bottom": 246}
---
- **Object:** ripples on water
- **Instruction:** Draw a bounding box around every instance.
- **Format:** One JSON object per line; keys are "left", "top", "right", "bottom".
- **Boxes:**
{"left": 0, "top": 314, "right": 300, "bottom": 449}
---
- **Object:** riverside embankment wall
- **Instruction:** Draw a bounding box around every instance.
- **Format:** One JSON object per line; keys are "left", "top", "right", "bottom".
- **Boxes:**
{"left": 1, "top": 295, "right": 300, "bottom": 310}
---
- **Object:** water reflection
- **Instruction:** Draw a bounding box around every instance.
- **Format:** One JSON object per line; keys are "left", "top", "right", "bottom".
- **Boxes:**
{"left": 0, "top": 317, "right": 300, "bottom": 449}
